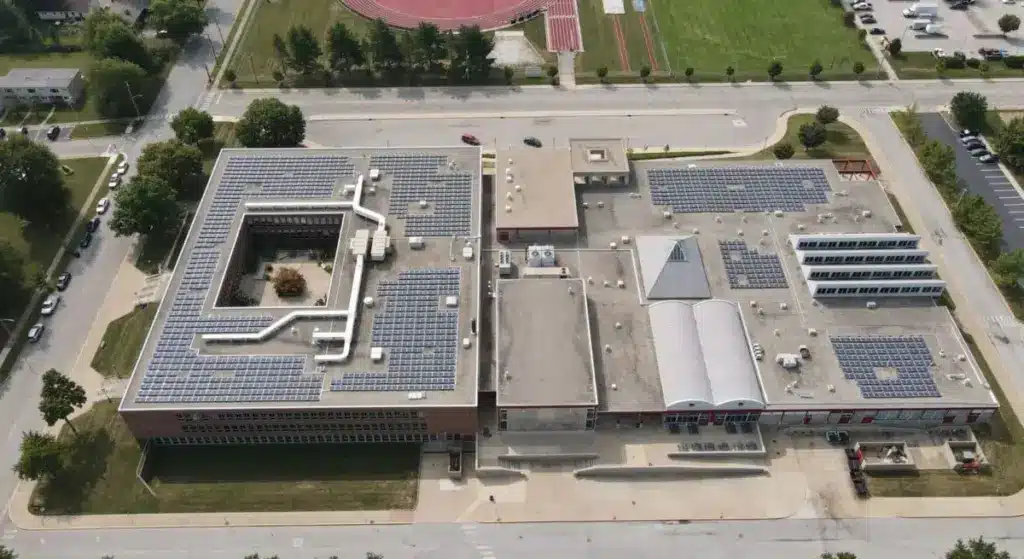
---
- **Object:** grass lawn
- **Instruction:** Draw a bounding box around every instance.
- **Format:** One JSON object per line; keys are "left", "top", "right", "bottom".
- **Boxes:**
{"left": 575, "top": 0, "right": 664, "bottom": 74}
{"left": 583, "top": 0, "right": 876, "bottom": 81}
{"left": 888, "top": 52, "right": 1024, "bottom": 80}
{"left": 68, "top": 120, "right": 132, "bottom": 139}
{"left": 90, "top": 305, "right": 158, "bottom": 378}
{"left": 0, "top": 49, "right": 93, "bottom": 77}
{"left": 757, "top": 114, "right": 871, "bottom": 160}
{"left": 32, "top": 401, "right": 421, "bottom": 515}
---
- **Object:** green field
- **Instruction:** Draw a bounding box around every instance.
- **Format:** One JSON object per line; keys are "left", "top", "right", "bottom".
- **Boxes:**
{"left": 90, "top": 305, "right": 159, "bottom": 379}
{"left": 576, "top": 0, "right": 877, "bottom": 81}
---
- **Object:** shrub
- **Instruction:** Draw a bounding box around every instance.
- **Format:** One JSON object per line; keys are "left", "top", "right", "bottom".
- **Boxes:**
{"left": 639, "top": 65, "right": 651, "bottom": 80}
{"left": 1004, "top": 55, "right": 1024, "bottom": 69}
{"left": 224, "top": 68, "right": 237, "bottom": 83}
{"left": 265, "top": 263, "right": 273, "bottom": 273}
{"left": 772, "top": 142, "right": 795, "bottom": 160}
{"left": 816, "top": 105, "right": 840, "bottom": 125}
{"left": 684, "top": 67, "right": 694, "bottom": 80}
{"left": 272, "top": 267, "right": 306, "bottom": 297}
{"left": 852, "top": 61, "right": 865, "bottom": 76}
{"left": 888, "top": 38, "right": 902, "bottom": 57}
{"left": 843, "top": 10, "right": 856, "bottom": 27}
{"left": 272, "top": 69, "right": 284, "bottom": 82}
{"left": 966, "top": 58, "right": 981, "bottom": 69}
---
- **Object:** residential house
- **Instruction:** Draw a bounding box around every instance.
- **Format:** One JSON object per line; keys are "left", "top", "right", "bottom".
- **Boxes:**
{"left": 0, "top": 69, "right": 85, "bottom": 107}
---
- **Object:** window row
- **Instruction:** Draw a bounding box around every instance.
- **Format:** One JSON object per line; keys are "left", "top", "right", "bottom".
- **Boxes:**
{"left": 808, "top": 269, "right": 934, "bottom": 280}
{"left": 797, "top": 239, "right": 917, "bottom": 250}
{"left": 803, "top": 254, "right": 927, "bottom": 265}
{"left": 180, "top": 421, "right": 429, "bottom": 434}
{"left": 175, "top": 409, "right": 423, "bottom": 422}
{"left": 151, "top": 432, "right": 466, "bottom": 445}
{"left": 814, "top": 285, "right": 943, "bottom": 295}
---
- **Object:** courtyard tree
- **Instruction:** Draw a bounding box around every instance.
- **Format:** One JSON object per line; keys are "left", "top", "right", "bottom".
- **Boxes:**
{"left": 326, "top": 22, "right": 365, "bottom": 75}
{"left": 447, "top": 25, "right": 494, "bottom": 83}
{"left": 39, "top": 369, "right": 86, "bottom": 434}
{"left": 768, "top": 60, "right": 783, "bottom": 81}
{"left": 109, "top": 175, "right": 181, "bottom": 238}
{"left": 285, "top": 24, "right": 322, "bottom": 75}
{"left": 87, "top": 58, "right": 150, "bottom": 119}
{"left": 950, "top": 91, "right": 989, "bottom": 133}
{"left": 136, "top": 140, "right": 204, "bottom": 199}
{"left": 998, "top": 13, "right": 1021, "bottom": 35}
{"left": 852, "top": 61, "right": 865, "bottom": 78}
{"left": 995, "top": 116, "right": 1024, "bottom": 172}
{"left": 236, "top": 98, "right": 306, "bottom": 148}
{"left": 0, "top": 136, "right": 70, "bottom": 224}
{"left": 170, "top": 107, "right": 214, "bottom": 145}
{"left": 83, "top": 10, "right": 153, "bottom": 72}
{"left": 809, "top": 60, "right": 823, "bottom": 80}
{"left": 816, "top": 105, "right": 840, "bottom": 125}
{"left": 367, "top": 19, "right": 404, "bottom": 73}
{"left": 798, "top": 121, "right": 828, "bottom": 151}
{"left": 272, "top": 267, "right": 307, "bottom": 297}
{"left": 953, "top": 194, "right": 1003, "bottom": 260}
{"left": 0, "top": 242, "right": 27, "bottom": 317}
{"left": 992, "top": 249, "right": 1024, "bottom": 287}
{"left": 13, "top": 431, "right": 64, "bottom": 481}
{"left": 772, "top": 142, "right": 795, "bottom": 160}
{"left": 888, "top": 38, "right": 902, "bottom": 57}
{"left": 408, "top": 22, "right": 445, "bottom": 73}
{"left": 147, "top": 0, "right": 209, "bottom": 43}
{"left": 596, "top": 66, "right": 609, "bottom": 83}
{"left": 947, "top": 538, "right": 1012, "bottom": 559}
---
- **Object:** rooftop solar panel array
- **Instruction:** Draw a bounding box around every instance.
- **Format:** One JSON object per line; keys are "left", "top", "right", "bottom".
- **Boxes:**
{"left": 648, "top": 166, "right": 831, "bottom": 213}
{"left": 136, "top": 154, "right": 359, "bottom": 404}
{"left": 370, "top": 154, "right": 472, "bottom": 237}
{"left": 831, "top": 335, "right": 942, "bottom": 399}
{"left": 330, "top": 268, "right": 461, "bottom": 392}
{"left": 719, "top": 240, "right": 788, "bottom": 289}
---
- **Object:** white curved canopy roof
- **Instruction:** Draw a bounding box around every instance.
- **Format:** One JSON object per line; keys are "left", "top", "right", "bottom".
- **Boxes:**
{"left": 648, "top": 299, "right": 765, "bottom": 411}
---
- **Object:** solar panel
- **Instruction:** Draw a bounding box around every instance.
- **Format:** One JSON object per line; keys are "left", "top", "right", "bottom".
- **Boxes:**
{"left": 830, "top": 335, "right": 941, "bottom": 399}
{"left": 648, "top": 166, "right": 831, "bottom": 213}
{"left": 718, "top": 240, "right": 788, "bottom": 289}
{"left": 370, "top": 155, "right": 472, "bottom": 237}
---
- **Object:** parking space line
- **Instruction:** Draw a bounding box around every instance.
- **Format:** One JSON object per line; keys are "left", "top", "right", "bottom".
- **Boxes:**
{"left": 999, "top": 196, "right": 1021, "bottom": 199}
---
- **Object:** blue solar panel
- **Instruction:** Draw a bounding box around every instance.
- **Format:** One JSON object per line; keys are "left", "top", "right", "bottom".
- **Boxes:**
{"left": 831, "top": 335, "right": 941, "bottom": 399}
{"left": 719, "top": 240, "right": 788, "bottom": 289}
{"left": 370, "top": 154, "right": 472, "bottom": 237}
{"left": 648, "top": 166, "right": 831, "bottom": 213}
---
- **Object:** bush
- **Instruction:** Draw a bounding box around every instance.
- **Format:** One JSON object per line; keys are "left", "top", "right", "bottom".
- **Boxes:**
{"left": 265, "top": 263, "right": 273, "bottom": 273}
{"left": 224, "top": 68, "right": 237, "bottom": 82}
{"left": 772, "top": 142, "right": 795, "bottom": 160}
{"left": 816, "top": 105, "right": 840, "bottom": 125}
{"left": 966, "top": 58, "right": 981, "bottom": 69}
{"left": 888, "top": 38, "right": 902, "bottom": 57}
{"left": 843, "top": 10, "right": 856, "bottom": 27}
{"left": 1004, "top": 55, "right": 1024, "bottom": 69}
{"left": 272, "top": 69, "right": 284, "bottom": 82}
{"left": 272, "top": 267, "right": 306, "bottom": 297}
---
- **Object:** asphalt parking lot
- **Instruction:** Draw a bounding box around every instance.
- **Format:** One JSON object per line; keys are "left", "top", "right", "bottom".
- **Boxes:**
{"left": 919, "top": 112, "right": 1024, "bottom": 250}
{"left": 855, "top": 0, "right": 1017, "bottom": 53}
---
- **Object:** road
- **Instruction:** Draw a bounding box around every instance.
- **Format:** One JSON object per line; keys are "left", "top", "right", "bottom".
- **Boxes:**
{"left": 918, "top": 112, "right": 1024, "bottom": 251}
{"left": 5, "top": 516, "right": 1024, "bottom": 558}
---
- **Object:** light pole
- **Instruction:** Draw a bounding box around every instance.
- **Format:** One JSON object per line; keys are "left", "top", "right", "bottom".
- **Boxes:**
{"left": 124, "top": 81, "right": 143, "bottom": 120}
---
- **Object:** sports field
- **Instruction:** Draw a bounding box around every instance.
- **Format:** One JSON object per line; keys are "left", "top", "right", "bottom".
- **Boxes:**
{"left": 575, "top": 0, "right": 877, "bottom": 80}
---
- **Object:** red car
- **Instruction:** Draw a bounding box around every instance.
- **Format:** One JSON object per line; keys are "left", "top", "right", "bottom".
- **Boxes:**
{"left": 461, "top": 133, "right": 480, "bottom": 146}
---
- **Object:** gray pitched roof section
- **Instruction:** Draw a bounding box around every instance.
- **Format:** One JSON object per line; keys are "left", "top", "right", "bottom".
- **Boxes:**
{"left": 648, "top": 299, "right": 765, "bottom": 410}
{"left": 635, "top": 236, "right": 711, "bottom": 300}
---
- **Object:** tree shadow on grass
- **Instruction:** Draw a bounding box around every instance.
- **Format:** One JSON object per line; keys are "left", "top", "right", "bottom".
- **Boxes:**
{"left": 34, "top": 429, "right": 114, "bottom": 515}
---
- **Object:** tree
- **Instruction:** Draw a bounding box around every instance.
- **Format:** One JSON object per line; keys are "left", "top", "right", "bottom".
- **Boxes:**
{"left": 13, "top": 431, "right": 64, "bottom": 481}
{"left": 0, "top": 242, "right": 27, "bottom": 317}
{"left": 726, "top": 66, "right": 735, "bottom": 80}
{"left": 147, "top": 0, "right": 208, "bottom": 43}
{"left": 919, "top": 140, "right": 957, "bottom": 189}
{"left": 0, "top": 544, "right": 17, "bottom": 559}
{"left": 273, "top": 267, "right": 306, "bottom": 297}
{"left": 546, "top": 64, "right": 558, "bottom": 85}
{"left": 408, "top": 22, "right": 444, "bottom": 73}
{"left": 995, "top": 116, "right": 1024, "bottom": 172}
{"left": 272, "top": 33, "right": 289, "bottom": 71}
{"left": 235, "top": 98, "right": 306, "bottom": 148}
{"left": 816, "top": 105, "right": 840, "bottom": 125}
{"left": 888, "top": 38, "right": 902, "bottom": 57}
{"left": 953, "top": 194, "right": 1003, "bottom": 259}
{"left": 170, "top": 107, "right": 214, "bottom": 145}
{"left": 448, "top": 25, "right": 494, "bottom": 83}
{"left": 809, "top": 60, "right": 823, "bottom": 80}
{"left": 596, "top": 66, "right": 608, "bottom": 82}
{"left": 87, "top": 58, "right": 150, "bottom": 119}
{"left": 821, "top": 554, "right": 857, "bottom": 559}
{"left": 326, "top": 22, "right": 365, "bottom": 75}
{"left": 641, "top": 65, "right": 653, "bottom": 81}
{"left": 853, "top": 61, "right": 865, "bottom": 78}
{"left": 83, "top": 11, "right": 152, "bottom": 72}
{"left": 684, "top": 67, "right": 693, "bottom": 81}
{"left": 39, "top": 369, "right": 86, "bottom": 434}
{"left": 946, "top": 538, "right": 1011, "bottom": 559}
{"left": 503, "top": 66, "right": 514, "bottom": 84}
{"left": 0, "top": 136, "right": 70, "bottom": 224}
{"left": 950, "top": 91, "right": 989, "bottom": 133}
{"left": 843, "top": 10, "right": 856, "bottom": 27}
{"left": 136, "top": 140, "right": 204, "bottom": 199}
{"left": 368, "top": 19, "right": 404, "bottom": 73}
{"left": 768, "top": 60, "right": 783, "bottom": 81}
{"left": 108, "top": 175, "right": 181, "bottom": 238}
{"left": 936, "top": 57, "right": 948, "bottom": 76}
{"left": 224, "top": 68, "right": 237, "bottom": 84}
{"left": 285, "top": 24, "right": 322, "bottom": 75}
{"left": 998, "top": 13, "right": 1021, "bottom": 34}
{"left": 798, "top": 121, "right": 827, "bottom": 150}
{"left": 773, "top": 142, "right": 795, "bottom": 160}
{"left": 980, "top": 61, "right": 991, "bottom": 77}
{"left": 992, "top": 249, "right": 1024, "bottom": 287}
{"left": 0, "top": 3, "right": 38, "bottom": 52}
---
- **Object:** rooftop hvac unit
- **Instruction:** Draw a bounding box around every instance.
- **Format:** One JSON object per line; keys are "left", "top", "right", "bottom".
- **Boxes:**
{"left": 370, "top": 229, "right": 390, "bottom": 262}
{"left": 521, "top": 266, "right": 569, "bottom": 279}
{"left": 349, "top": 229, "right": 370, "bottom": 256}
{"left": 498, "top": 250, "right": 513, "bottom": 277}
{"left": 527, "top": 245, "right": 556, "bottom": 267}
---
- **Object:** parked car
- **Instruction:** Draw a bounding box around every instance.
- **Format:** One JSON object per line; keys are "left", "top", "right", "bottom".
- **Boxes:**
{"left": 964, "top": 140, "right": 985, "bottom": 151}
{"left": 96, "top": 197, "right": 110, "bottom": 214}
{"left": 46, "top": 126, "right": 60, "bottom": 141}
{"left": 117, "top": 160, "right": 129, "bottom": 175}
{"left": 950, "top": 3, "right": 968, "bottom": 10}
{"left": 86, "top": 216, "right": 101, "bottom": 233}
{"left": 969, "top": 147, "right": 990, "bottom": 157}
{"left": 853, "top": 2, "right": 873, "bottom": 10}
{"left": 980, "top": 153, "right": 1000, "bottom": 163}
{"left": 859, "top": 14, "right": 877, "bottom": 23}
{"left": 870, "top": 27, "right": 886, "bottom": 35}
{"left": 55, "top": 272, "right": 71, "bottom": 291}
{"left": 40, "top": 294, "right": 61, "bottom": 316}
{"left": 108, "top": 175, "right": 121, "bottom": 189}
{"left": 460, "top": 133, "right": 480, "bottom": 146}
{"left": 27, "top": 322, "right": 45, "bottom": 343}
{"left": 523, "top": 136, "right": 542, "bottom": 147}
{"left": 961, "top": 135, "right": 979, "bottom": 145}
{"left": 79, "top": 232, "right": 93, "bottom": 249}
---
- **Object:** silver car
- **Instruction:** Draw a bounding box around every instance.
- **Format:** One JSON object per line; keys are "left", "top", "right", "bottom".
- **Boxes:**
{"left": 40, "top": 294, "right": 61, "bottom": 316}
{"left": 27, "top": 323, "right": 45, "bottom": 343}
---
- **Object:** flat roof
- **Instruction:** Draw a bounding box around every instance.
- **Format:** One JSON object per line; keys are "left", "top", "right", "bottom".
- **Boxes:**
{"left": 569, "top": 138, "right": 629, "bottom": 175}
{"left": 496, "top": 278, "right": 597, "bottom": 407}
{"left": 0, "top": 68, "right": 80, "bottom": 89}
{"left": 122, "top": 147, "right": 482, "bottom": 411}
{"left": 494, "top": 147, "right": 578, "bottom": 231}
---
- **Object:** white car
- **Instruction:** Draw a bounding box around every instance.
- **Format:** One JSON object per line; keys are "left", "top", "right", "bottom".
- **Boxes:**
{"left": 853, "top": 2, "right": 873, "bottom": 10}
{"left": 1004, "top": 0, "right": 1015, "bottom": 5}
{"left": 108, "top": 175, "right": 121, "bottom": 189}
{"left": 40, "top": 294, "right": 60, "bottom": 316}
{"left": 96, "top": 197, "right": 110, "bottom": 214}
{"left": 117, "top": 160, "right": 129, "bottom": 175}
{"left": 27, "top": 323, "right": 45, "bottom": 343}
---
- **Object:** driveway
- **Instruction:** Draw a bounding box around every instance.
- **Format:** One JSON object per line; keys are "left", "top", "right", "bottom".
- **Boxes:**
{"left": 919, "top": 112, "right": 1024, "bottom": 250}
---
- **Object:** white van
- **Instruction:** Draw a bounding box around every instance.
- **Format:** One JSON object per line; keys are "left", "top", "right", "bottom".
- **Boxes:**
{"left": 910, "top": 18, "right": 931, "bottom": 30}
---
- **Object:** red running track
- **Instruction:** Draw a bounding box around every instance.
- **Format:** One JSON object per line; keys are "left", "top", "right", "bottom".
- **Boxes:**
{"left": 342, "top": 0, "right": 583, "bottom": 51}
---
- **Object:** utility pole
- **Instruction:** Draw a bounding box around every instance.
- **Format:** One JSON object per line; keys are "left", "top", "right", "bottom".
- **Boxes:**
{"left": 215, "top": 23, "right": 226, "bottom": 45}
{"left": 205, "top": 32, "right": 218, "bottom": 59}
{"left": 124, "top": 81, "right": 142, "bottom": 120}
